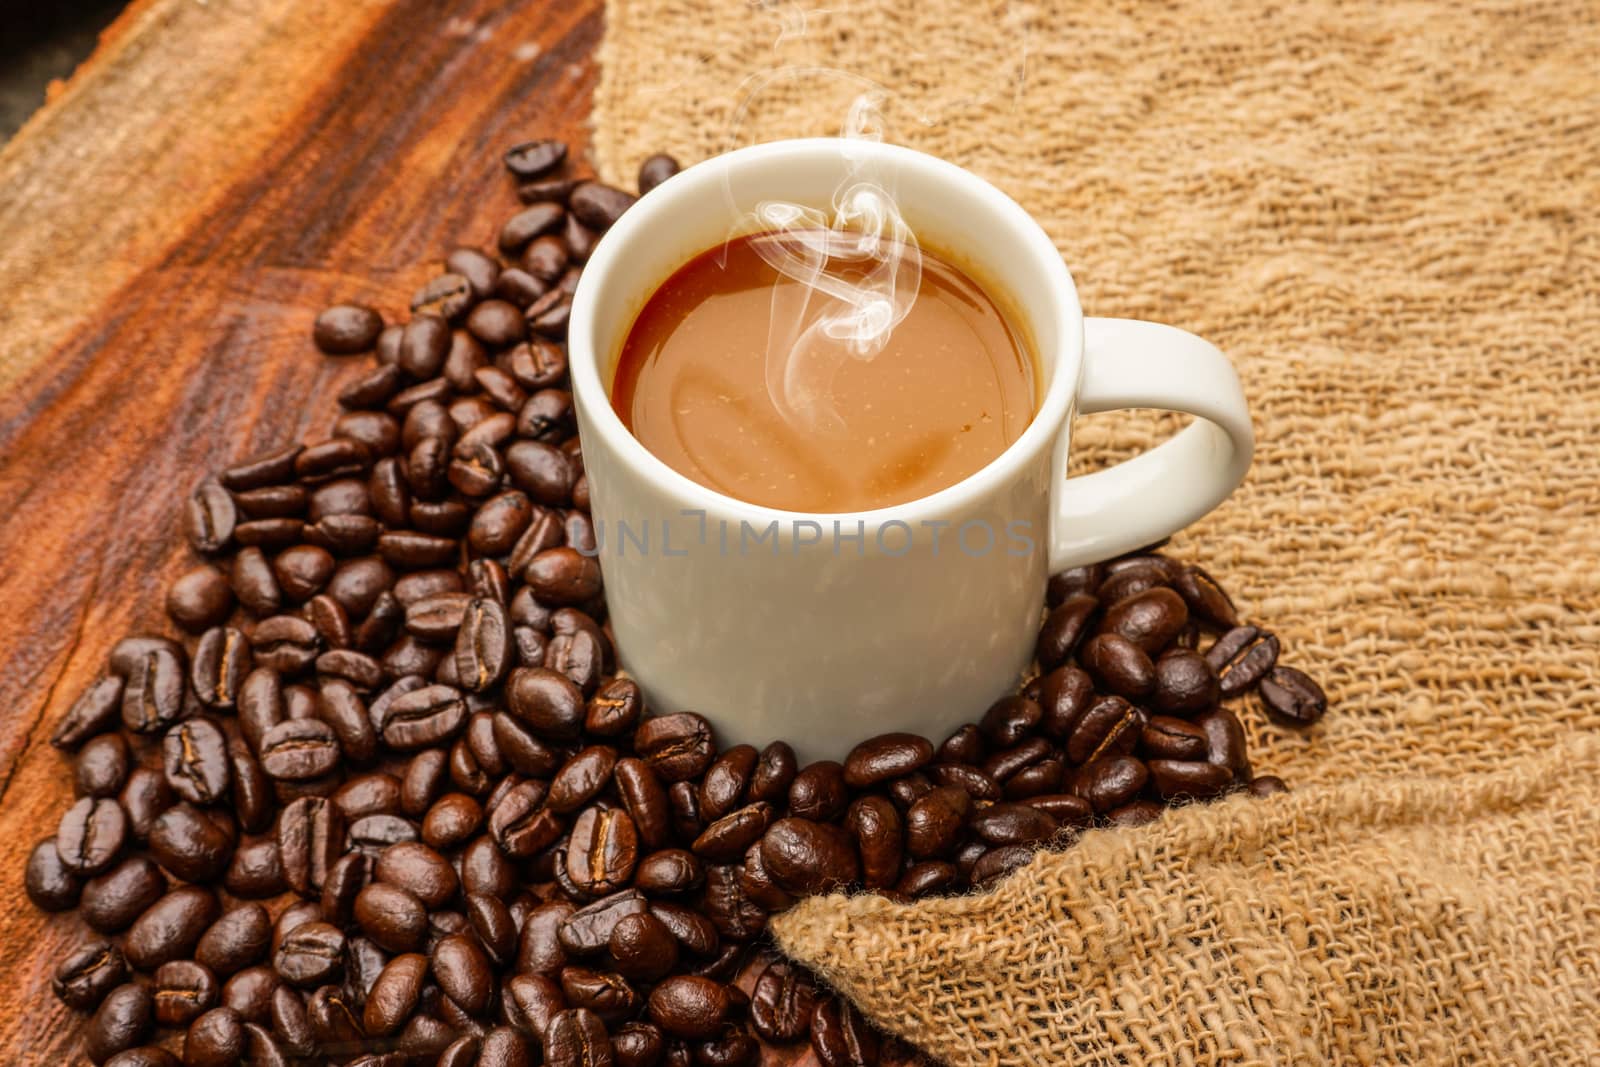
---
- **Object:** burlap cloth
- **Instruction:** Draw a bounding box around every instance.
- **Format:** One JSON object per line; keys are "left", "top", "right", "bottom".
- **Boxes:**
{"left": 593, "top": 2, "right": 1600, "bottom": 1062}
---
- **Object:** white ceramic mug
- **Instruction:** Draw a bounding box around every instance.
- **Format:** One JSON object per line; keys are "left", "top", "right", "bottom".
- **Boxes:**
{"left": 569, "top": 139, "right": 1252, "bottom": 762}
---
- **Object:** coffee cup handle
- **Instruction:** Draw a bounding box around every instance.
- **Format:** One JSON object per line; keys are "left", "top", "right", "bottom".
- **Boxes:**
{"left": 1049, "top": 317, "right": 1255, "bottom": 570}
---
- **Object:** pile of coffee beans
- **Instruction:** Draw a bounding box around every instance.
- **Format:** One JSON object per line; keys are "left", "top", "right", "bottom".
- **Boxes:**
{"left": 24, "top": 139, "right": 1327, "bottom": 1067}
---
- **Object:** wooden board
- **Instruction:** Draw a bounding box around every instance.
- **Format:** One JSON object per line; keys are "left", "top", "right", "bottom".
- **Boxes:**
{"left": 0, "top": 1, "right": 915, "bottom": 1061}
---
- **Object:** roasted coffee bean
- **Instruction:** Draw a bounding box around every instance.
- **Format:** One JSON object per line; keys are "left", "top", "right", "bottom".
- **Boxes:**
{"left": 126, "top": 885, "right": 219, "bottom": 970}
{"left": 185, "top": 1006, "right": 247, "bottom": 1067}
{"left": 412, "top": 272, "right": 474, "bottom": 322}
{"left": 295, "top": 438, "right": 372, "bottom": 482}
{"left": 488, "top": 780, "right": 562, "bottom": 858}
{"left": 759, "top": 818, "right": 859, "bottom": 893}
{"left": 970, "top": 843, "right": 1035, "bottom": 886}
{"left": 887, "top": 773, "right": 935, "bottom": 811}
{"left": 809, "top": 997, "right": 879, "bottom": 1067}
{"left": 1152, "top": 648, "right": 1221, "bottom": 715}
{"left": 352, "top": 880, "right": 428, "bottom": 954}
{"left": 749, "top": 963, "right": 817, "bottom": 1044}
{"left": 893, "top": 860, "right": 956, "bottom": 898}
{"left": 190, "top": 626, "right": 251, "bottom": 711}
{"left": 270, "top": 985, "right": 316, "bottom": 1057}
{"left": 692, "top": 801, "right": 773, "bottom": 864}
{"left": 373, "top": 840, "right": 459, "bottom": 909}
{"left": 694, "top": 742, "right": 755, "bottom": 819}
{"left": 1037, "top": 593, "right": 1098, "bottom": 670}
{"left": 745, "top": 741, "right": 798, "bottom": 805}
{"left": 167, "top": 564, "right": 236, "bottom": 632}
{"left": 116, "top": 766, "right": 174, "bottom": 843}
{"left": 523, "top": 548, "right": 601, "bottom": 606}
{"left": 122, "top": 645, "right": 187, "bottom": 734}
{"left": 376, "top": 684, "right": 467, "bottom": 749}
{"left": 786, "top": 761, "right": 848, "bottom": 821}
{"left": 1195, "top": 708, "right": 1252, "bottom": 781}
{"left": 86, "top": 982, "right": 155, "bottom": 1065}
{"left": 629, "top": 849, "right": 699, "bottom": 898}
{"left": 967, "top": 801, "right": 1059, "bottom": 847}
{"left": 613, "top": 1022, "right": 665, "bottom": 1067}
{"left": 460, "top": 893, "right": 516, "bottom": 968}
{"left": 504, "top": 138, "right": 567, "bottom": 179}
{"left": 506, "top": 667, "right": 585, "bottom": 738}
{"left": 258, "top": 719, "right": 341, "bottom": 781}
{"left": 559, "top": 966, "right": 639, "bottom": 1024}
{"left": 277, "top": 796, "right": 344, "bottom": 896}
{"left": 1077, "top": 756, "right": 1150, "bottom": 813}
{"left": 154, "top": 959, "right": 219, "bottom": 1027}
{"left": 1173, "top": 565, "right": 1238, "bottom": 629}
{"left": 1206, "top": 625, "right": 1280, "bottom": 695}
{"left": 195, "top": 904, "right": 272, "bottom": 976}
{"left": 420, "top": 792, "right": 482, "bottom": 850}
{"left": 161, "top": 718, "right": 231, "bottom": 804}
{"left": 54, "top": 939, "right": 129, "bottom": 1010}
{"left": 57, "top": 796, "right": 127, "bottom": 876}
{"left": 363, "top": 952, "right": 427, "bottom": 1037}
{"left": 274, "top": 920, "right": 345, "bottom": 987}
{"left": 148, "top": 803, "right": 232, "bottom": 883}
{"left": 1259, "top": 666, "right": 1328, "bottom": 727}
{"left": 698, "top": 862, "right": 767, "bottom": 940}
{"left": 1249, "top": 774, "right": 1291, "bottom": 797}
{"left": 633, "top": 712, "right": 715, "bottom": 782}
{"left": 1066, "top": 695, "right": 1148, "bottom": 765}
{"left": 837, "top": 796, "right": 899, "bottom": 891}
{"left": 1097, "top": 586, "right": 1189, "bottom": 657}
{"left": 81, "top": 856, "right": 166, "bottom": 934}
{"left": 317, "top": 646, "right": 383, "bottom": 690}
{"left": 185, "top": 478, "right": 239, "bottom": 556}
{"left": 236, "top": 517, "right": 308, "bottom": 550}
{"left": 499, "top": 203, "right": 565, "bottom": 254}
{"left": 1002, "top": 757, "right": 1063, "bottom": 799}
{"left": 348, "top": 814, "right": 419, "bottom": 854}
{"left": 637, "top": 152, "right": 680, "bottom": 193}
{"left": 586, "top": 676, "right": 643, "bottom": 738}
{"left": 1148, "top": 758, "right": 1234, "bottom": 800}
{"left": 521, "top": 235, "right": 569, "bottom": 284}
{"left": 567, "top": 806, "right": 640, "bottom": 894}
{"left": 53, "top": 675, "right": 125, "bottom": 752}
{"left": 1080, "top": 633, "right": 1156, "bottom": 699}
{"left": 570, "top": 181, "right": 637, "bottom": 229}
{"left": 218, "top": 841, "right": 277, "bottom": 901}
{"left": 73, "top": 732, "right": 131, "bottom": 799}
{"left": 222, "top": 966, "right": 280, "bottom": 1025}
{"left": 1140, "top": 715, "right": 1210, "bottom": 760}
{"left": 308, "top": 682, "right": 373, "bottom": 768}
{"left": 545, "top": 628, "right": 603, "bottom": 694}
{"left": 979, "top": 696, "right": 1043, "bottom": 750}
{"left": 648, "top": 976, "right": 728, "bottom": 1041}
{"left": 841, "top": 733, "right": 933, "bottom": 788}
{"left": 901, "top": 786, "right": 970, "bottom": 860}
{"left": 232, "top": 547, "right": 284, "bottom": 617}
{"left": 314, "top": 304, "right": 384, "bottom": 354}
{"left": 251, "top": 614, "right": 322, "bottom": 675}
{"left": 549, "top": 745, "right": 618, "bottom": 813}
{"left": 558, "top": 890, "right": 649, "bottom": 957}
{"left": 455, "top": 596, "right": 511, "bottom": 693}
{"left": 544, "top": 1007, "right": 614, "bottom": 1067}
{"left": 319, "top": 851, "right": 369, "bottom": 926}
{"left": 431, "top": 932, "right": 493, "bottom": 1017}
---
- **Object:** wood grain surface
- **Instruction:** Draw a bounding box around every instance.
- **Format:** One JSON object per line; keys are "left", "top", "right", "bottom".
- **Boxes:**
{"left": 0, "top": 1, "right": 901, "bottom": 1061}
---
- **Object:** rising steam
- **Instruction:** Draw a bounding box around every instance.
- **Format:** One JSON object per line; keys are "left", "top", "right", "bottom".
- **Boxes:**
{"left": 742, "top": 93, "right": 923, "bottom": 435}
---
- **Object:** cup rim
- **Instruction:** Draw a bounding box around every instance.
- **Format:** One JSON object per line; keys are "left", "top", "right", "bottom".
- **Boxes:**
{"left": 567, "top": 137, "right": 1082, "bottom": 527}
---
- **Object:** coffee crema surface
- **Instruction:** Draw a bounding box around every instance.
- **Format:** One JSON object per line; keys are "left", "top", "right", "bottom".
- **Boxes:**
{"left": 612, "top": 230, "right": 1036, "bottom": 512}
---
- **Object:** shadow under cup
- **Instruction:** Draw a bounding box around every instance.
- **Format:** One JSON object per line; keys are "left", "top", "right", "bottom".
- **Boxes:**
{"left": 568, "top": 139, "right": 1084, "bottom": 762}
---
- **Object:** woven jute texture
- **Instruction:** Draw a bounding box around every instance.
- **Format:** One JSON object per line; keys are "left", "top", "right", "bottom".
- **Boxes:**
{"left": 594, "top": 1, "right": 1600, "bottom": 1062}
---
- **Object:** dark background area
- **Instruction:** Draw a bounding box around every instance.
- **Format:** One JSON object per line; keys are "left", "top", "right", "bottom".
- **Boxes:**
{"left": 1, "top": 0, "right": 127, "bottom": 139}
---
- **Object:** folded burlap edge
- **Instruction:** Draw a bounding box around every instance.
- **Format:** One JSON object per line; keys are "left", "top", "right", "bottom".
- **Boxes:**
{"left": 769, "top": 734, "right": 1600, "bottom": 1065}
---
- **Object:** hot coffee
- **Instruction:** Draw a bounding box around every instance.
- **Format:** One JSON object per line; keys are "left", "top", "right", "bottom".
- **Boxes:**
{"left": 612, "top": 230, "right": 1036, "bottom": 512}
